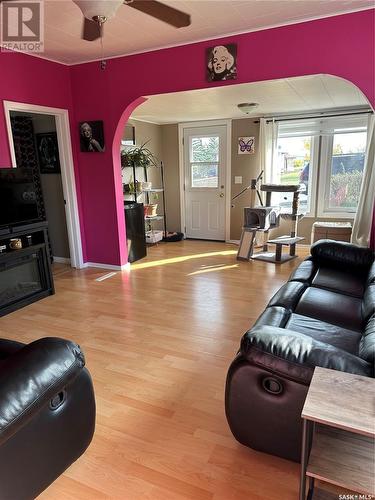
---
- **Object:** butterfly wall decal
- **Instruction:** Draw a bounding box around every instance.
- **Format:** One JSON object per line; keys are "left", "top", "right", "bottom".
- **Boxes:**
{"left": 238, "top": 137, "right": 255, "bottom": 154}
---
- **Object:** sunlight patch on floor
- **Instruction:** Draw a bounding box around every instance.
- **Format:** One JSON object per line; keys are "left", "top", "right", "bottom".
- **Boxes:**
{"left": 187, "top": 264, "right": 239, "bottom": 276}
{"left": 130, "top": 250, "right": 237, "bottom": 270}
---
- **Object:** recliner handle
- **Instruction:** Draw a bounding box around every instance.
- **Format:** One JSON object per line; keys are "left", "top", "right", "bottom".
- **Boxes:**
{"left": 262, "top": 376, "right": 283, "bottom": 395}
{"left": 50, "top": 390, "right": 67, "bottom": 410}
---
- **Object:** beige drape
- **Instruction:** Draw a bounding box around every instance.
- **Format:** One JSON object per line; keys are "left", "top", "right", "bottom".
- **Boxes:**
{"left": 352, "top": 114, "right": 375, "bottom": 247}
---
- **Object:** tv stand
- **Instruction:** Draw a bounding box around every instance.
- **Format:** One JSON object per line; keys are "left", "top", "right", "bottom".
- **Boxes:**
{"left": 0, "top": 221, "right": 54, "bottom": 317}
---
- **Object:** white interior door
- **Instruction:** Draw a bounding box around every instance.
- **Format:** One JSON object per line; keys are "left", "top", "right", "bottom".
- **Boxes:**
{"left": 184, "top": 125, "right": 227, "bottom": 240}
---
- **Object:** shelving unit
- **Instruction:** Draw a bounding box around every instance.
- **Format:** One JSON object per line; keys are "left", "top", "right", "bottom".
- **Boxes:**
{"left": 123, "top": 159, "right": 167, "bottom": 243}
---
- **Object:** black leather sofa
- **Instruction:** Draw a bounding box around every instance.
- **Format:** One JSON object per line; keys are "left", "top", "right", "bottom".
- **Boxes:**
{"left": 0, "top": 337, "right": 96, "bottom": 499}
{"left": 225, "top": 240, "right": 374, "bottom": 462}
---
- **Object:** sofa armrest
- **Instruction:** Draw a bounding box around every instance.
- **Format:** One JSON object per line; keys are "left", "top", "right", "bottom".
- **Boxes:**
{"left": 0, "top": 337, "right": 85, "bottom": 446}
{"left": 241, "top": 326, "right": 372, "bottom": 383}
{"left": 311, "top": 240, "right": 374, "bottom": 270}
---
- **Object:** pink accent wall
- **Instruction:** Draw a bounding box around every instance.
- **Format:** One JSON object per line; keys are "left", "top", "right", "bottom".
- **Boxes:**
{"left": 0, "top": 51, "right": 87, "bottom": 261}
{"left": 1, "top": 10, "right": 374, "bottom": 265}
{"left": 371, "top": 203, "right": 375, "bottom": 250}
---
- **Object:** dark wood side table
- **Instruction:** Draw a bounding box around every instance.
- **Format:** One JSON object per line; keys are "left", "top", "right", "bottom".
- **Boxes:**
{"left": 299, "top": 367, "right": 375, "bottom": 500}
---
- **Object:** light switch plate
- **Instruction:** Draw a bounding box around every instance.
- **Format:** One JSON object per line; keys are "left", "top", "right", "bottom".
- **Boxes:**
{"left": 234, "top": 176, "right": 242, "bottom": 184}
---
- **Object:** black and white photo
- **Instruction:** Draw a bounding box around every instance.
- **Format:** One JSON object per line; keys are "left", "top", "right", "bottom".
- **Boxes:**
{"left": 79, "top": 120, "right": 105, "bottom": 152}
{"left": 36, "top": 132, "right": 61, "bottom": 173}
{"left": 206, "top": 44, "right": 237, "bottom": 82}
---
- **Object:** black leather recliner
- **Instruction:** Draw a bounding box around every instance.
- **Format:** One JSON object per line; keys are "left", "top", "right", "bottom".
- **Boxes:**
{"left": 225, "top": 240, "right": 375, "bottom": 462}
{"left": 0, "top": 337, "right": 96, "bottom": 499}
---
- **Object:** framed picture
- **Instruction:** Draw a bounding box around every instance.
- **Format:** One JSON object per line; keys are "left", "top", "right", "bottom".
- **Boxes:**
{"left": 123, "top": 124, "right": 135, "bottom": 146}
{"left": 36, "top": 132, "right": 61, "bottom": 173}
{"left": 79, "top": 120, "right": 105, "bottom": 152}
{"left": 238, "top": 136, "right": 255, "bottom": 155}
{"left": 206, "top": 44, "right": 237, "bottom": 82}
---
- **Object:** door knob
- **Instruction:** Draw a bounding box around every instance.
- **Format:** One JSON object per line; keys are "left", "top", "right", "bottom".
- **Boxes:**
{"left": 219, "top": 192, "right": 224, "bottom": 198}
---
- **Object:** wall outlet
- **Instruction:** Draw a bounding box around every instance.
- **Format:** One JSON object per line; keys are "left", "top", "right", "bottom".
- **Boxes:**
{"left": 234, "top": 176, "right": 242, "bottom": 184}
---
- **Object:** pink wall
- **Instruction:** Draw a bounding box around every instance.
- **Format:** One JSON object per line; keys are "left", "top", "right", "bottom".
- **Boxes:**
{"left": 71, "top": 9, "right": 375, "bottom": 265}
{"left": 1, "top": 10, "right": 374, "bottom": 265}
{"left": 0, "top": 50, "right": 87, "bottom": 261}
{"left": 371, "top": 204, "right": 375, "bottom": 250}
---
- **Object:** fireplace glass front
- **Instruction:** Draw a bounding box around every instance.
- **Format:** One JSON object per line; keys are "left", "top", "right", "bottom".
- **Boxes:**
{"left": 0, "top": 252, "right": 44, "bottom": 309}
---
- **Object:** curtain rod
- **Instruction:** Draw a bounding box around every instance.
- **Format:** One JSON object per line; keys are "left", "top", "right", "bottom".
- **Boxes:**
{"left": 253, "top": 109, "right": 372, "bottom": 124}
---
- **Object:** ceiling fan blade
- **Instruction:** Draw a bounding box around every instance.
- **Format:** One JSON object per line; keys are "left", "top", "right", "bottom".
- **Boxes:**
{"left": 82, "top": 17, "right": 101, "bottom": 41}
{"left": 126, "top": 0, "right": 191, "bottom": 28}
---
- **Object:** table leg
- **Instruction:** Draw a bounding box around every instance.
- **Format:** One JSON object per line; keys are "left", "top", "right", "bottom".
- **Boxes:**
{"left": 275, "top": 244, "right": 282, "bottom": 262}
{"left": 307, "top": 477, "right": 315, "bottom": 500}
{"left": 290, "top": 243, "right": 296, "bottom": 257}
{"left": 299, "top": 420, "right": 313, "bottom": 500}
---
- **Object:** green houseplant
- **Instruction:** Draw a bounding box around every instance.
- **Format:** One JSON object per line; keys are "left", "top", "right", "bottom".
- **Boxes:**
{"left": 120, "top": 142, "right": 159, "bottom": 169}
{"left": 121, "top": 142, "right": 159, "bottom": 216}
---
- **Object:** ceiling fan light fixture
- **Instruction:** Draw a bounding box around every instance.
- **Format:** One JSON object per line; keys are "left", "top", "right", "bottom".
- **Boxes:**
{"left": 74, "top": 0, "right": 123, "bottom": 21}
{"left": 237, "top": 102, "right": 259, "bottom": 114}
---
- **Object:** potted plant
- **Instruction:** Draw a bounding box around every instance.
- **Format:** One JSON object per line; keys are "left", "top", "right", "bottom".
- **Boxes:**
{"left": 121, "top": 142, "right": 159, "bottom": 215}
{"left": 144, "top": 192, "right": 159, "bottom": 217}
{"left": 123, "top": 176, "right": 142, "bottom": 194}
{"left": 120, "top": 142, "right": 159, "bottom": 169}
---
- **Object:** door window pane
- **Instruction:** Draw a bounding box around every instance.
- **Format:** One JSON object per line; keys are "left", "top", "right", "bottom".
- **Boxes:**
{"left": 191, "top": 163, "right": 218, "bottom": 187}
{"left": 328, "top": 132, "right": 366, "bottom": 210}
{"left": 191, "top": 137, "right": 219, "bottom": 162}
{"left": 276, "top": 136, "right": 312, "bottom": 213}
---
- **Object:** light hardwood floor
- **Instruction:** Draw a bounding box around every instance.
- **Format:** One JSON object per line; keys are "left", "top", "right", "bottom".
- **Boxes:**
{"left": 0, "top": 241, "right": 309, "bottom": 499}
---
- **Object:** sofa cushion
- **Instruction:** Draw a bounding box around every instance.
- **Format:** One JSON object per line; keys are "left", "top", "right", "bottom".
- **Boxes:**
{"left": 367, "top": 262, "right": 375, "bottom": 285}
{"left": 311, "top": 240, "right": 374, "bottom": 270}
{"left": 311, "top": 267, "right": 366, "bottom": 298}
{"left": 362, "top": 284, "right": 375, "bottom": 321}
{"left": 289, "top": 259, "right": 316, "bottom": 284}
{"left": 285, "top": 313, "right": 361, "bottom": 355}
{"left": 0, "top": 339, "right": 24, "bottom": 360}
{"left": 359, "top": 314, "right": 375, "bottom": 366}
{"left": 295, "top": 287, "right": 363, "bottom": 332}
{"left": 253, "top": 306, "right": 290, "bottom": 328}
{"left": 268, "top": 282, "right": 307, "bottom": 310}
{"left": 241, "top": 326, "right": 372, "bottom": 379}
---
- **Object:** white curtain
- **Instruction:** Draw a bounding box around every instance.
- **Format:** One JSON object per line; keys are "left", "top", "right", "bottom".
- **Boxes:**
{"left": 259, "top": 118, "right": 279, "bottom": 185}
{"left": 352, "top": 114, "right": 375, "bottom": 247}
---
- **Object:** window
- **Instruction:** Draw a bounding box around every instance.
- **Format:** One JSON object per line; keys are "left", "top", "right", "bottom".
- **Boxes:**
{"left": 322, "top": 127, "right": 367, "bottom": 214}
{"left": 190, "top": 136, "right": 219, "bottom": 188}
{"left": 276, "top": 135, "right": 314, "bottom": 214}
{"left": 275, "top": 120, "right": 320, "bottom": 215}
{"left": 275, "top": 114, "right": 369, "bottom": 218}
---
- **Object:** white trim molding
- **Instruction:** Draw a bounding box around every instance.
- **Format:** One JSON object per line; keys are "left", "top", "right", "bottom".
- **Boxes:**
{"left": 82, "top": 262, "right": 130, "bottom": 271}
{"left": 3, "top": 101, "right": 84, "bottom": 269}
{"left": 53, "top": 257, "right": 71, "bottom": 264}
{"left": 178, "top": 119, "right": 232, "bottom": 241}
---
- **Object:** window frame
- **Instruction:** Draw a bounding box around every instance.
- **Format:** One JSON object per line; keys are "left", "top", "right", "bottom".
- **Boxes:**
{"left": 188, "top": 134, "right": 221, "bottom": 190}
{"left": 276, "top": 114, "right": 369, "bottom": 220}
{"left": 275, "top": 132, "right": 319, "bottom": 218}
{"left": 317, "top": 118, "right": 368, "bottom": 218}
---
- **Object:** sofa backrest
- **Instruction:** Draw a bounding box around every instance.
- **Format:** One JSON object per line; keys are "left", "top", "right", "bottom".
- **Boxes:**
{"left": 311, "top": 240, "right": 374, "bottom": 271}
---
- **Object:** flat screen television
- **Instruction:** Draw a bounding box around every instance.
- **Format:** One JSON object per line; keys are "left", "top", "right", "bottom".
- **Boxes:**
{"left": 0, "top": 167, "right": 42, "bottom": 228}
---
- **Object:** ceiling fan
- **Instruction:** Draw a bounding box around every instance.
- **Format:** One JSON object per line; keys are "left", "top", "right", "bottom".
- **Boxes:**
{"left": 73, "top": 0, "right": 191, "bottom": 42}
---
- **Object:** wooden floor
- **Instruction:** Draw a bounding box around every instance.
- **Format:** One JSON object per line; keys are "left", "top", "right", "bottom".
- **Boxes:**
{"left": 0, "top": 240, "right": 309, "bottom": 499}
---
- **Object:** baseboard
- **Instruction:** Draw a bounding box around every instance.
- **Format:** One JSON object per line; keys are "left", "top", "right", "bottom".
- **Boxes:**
{"left": 226, "top": 240, "right": 240, "bottom": 245}
{"left": 82, "top": 262, "right": 130, "bottom": 271}
{"left": 53, "top": 256, "right": 71, "bottom": 264}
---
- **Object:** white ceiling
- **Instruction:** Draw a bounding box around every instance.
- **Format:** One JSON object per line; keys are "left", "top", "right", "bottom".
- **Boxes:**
{"left": 39, "top": 0, "right": 373, "bottom": 64}
{"left": 131, "top": 74, "right": 370, "bottom": 124}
